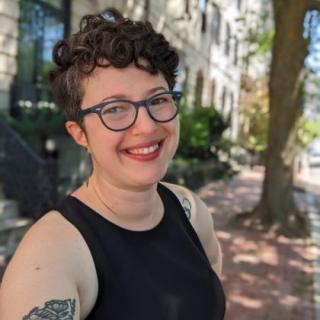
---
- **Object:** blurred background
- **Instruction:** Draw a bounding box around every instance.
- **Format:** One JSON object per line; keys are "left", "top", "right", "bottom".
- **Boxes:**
{"left": 0, "top": 0, "right": 319, "bottom": 319}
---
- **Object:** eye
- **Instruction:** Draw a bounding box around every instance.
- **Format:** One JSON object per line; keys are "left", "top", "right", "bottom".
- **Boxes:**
{"left": 104, "top": 106, "right": 124, "bottom": 114}
{"left": 101, "top": 102, "right": 131, "bottom": 115}
{"left": 149, "top": 95, "right": 170, "bottom": 106}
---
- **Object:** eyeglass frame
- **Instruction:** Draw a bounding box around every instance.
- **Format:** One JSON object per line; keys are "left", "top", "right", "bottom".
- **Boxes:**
{"left": 78, "top": 90, "right": 182, "bottom": 132}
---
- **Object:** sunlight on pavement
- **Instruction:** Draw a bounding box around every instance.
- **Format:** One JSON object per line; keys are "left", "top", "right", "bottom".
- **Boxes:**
{"left": 259, "top": 247, "right": 279, "bottom": 266}
{"left": 216, "top": 230, "right": 232, "bottom": 240}
{"left": 279, "top": 295, "right": 299, "bottom": 305}
{"left": 200, "top": 168, "right": 316, "bottom": 319}
{"left": 233, "top": 254, "right": 260, "bottom": 264}
{"left": 230, "top": 295, "right": 263, "bottom": 309}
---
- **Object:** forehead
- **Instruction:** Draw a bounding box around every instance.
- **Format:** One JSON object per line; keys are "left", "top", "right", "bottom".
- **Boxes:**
{"left": 82, "top": 63, "right": 168, "bottom": 98}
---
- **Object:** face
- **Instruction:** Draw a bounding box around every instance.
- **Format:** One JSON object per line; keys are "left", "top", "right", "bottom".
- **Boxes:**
{"left": 66, "top": 63, "right": 180, "bottom": 190}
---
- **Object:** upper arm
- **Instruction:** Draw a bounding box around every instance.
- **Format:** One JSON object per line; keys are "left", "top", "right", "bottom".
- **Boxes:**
{"left": 0, "top": 212, "right": 81, "bottom": 320}
{"left": 192, "top": 196, "right": 223, "bottom": 278}
{"left": 162, "top": 182, "right": 222, "bottom": 277}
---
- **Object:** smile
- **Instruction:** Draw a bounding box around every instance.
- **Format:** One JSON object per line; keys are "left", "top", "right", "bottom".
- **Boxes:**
{"left": 126, "top": 143, "right": 160, "bottom": 155}
{"left": 123, "top": 139, "right": 165, "bottom": 161}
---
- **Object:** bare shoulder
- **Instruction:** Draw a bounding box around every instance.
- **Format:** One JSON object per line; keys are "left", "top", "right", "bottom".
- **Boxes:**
{"left": 0, "top": 210, "right": 97, "bottom": 319}
{"left": 161, "top": 181, "right": 209, "bottom": 225}
{"left": 161, "top": 182, "right": 223, "bottom": 277}
{"left": 3, "top": 210, "right": 86, "bottom": 277}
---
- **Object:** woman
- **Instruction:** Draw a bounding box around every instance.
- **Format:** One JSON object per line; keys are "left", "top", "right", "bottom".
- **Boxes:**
{"left": 0, "top": 10, "right": 225, "bottom": 320}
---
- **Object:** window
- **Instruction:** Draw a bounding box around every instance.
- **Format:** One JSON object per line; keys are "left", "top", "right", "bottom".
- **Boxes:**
{"left": 224, "top": 23, "right": 231, "bottom": 56}
{"left": 211, "top": 4, "right": 221, "bottom": 44}
{"left": 195, "top": 71, "right": 204, "bottom": 107}
{"left": 234, "top": 37, "right": 239, "bottom": 65}
{"left": 12, "top": 0, "right": 70, "bottom": 110}
{"left": 199, "top": 0, "right": 208, "bottom": 33}
{"left": 237, "top": 0, "right": 242, "bottom": 10}
{"left": 229, "top": 92, "right": 234, "bottom": 121}
{"left": 221, "top": 87, "right": 227, "bottom": 114}
{"left": 210, "top": 80, "right": 216, "bottom": 107}
{"left": 201, "top": 12, "right": 207, "bottom": 33}
{"left": 183, "top": 66, "right": 189, "bottom": 94}
{"left": 185, "top": 0, "right": 190, "bottom": 17}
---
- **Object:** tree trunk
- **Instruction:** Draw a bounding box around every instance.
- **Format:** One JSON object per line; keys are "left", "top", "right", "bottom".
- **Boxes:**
{"left": 252, "top": 0, "right": 320, "bottom": 235}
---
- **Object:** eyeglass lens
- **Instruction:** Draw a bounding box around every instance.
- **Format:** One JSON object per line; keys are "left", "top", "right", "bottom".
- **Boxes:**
{"left": 100, "top": 92, "right": 179, "bottom": 130}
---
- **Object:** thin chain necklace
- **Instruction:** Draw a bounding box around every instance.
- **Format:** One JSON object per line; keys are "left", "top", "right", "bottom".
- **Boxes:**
{"left": 88, "top": 177, "right": 163, "bottom": 228}
{"left": 89, "top": 177, "right": 121, "bottom": 217}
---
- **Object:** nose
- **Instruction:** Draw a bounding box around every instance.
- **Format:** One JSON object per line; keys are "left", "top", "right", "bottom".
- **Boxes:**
{"left": 131, "top": 105, "right": 158, "bottom": 135}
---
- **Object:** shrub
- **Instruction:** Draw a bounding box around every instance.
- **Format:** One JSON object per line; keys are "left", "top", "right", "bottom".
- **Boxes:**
{"left": 1, "top": 102, "right": 66, "bottom": 155}
{"left": 177, "top": 100, "right": 229, "bottom": 160}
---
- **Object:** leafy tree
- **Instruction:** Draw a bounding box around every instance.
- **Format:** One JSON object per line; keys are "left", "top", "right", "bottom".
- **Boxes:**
{"left": 239, "top": 7, "right": 273, "bottom": 157}
{"left": 241, "top": 0, "right": 320, "bottom": 236}
{"left": 298, "top": 116, "right": 320, "bottom": 147}
{"left": 240, "top": 80, "right": 269, "bottom": 155}
{"left": 241, "top": 9, "right": 274, "bottom": 74}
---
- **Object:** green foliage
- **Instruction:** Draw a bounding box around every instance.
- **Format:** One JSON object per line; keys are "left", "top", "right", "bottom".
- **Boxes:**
{"left": 177, "top": 100, "right": 229, "bottom": 159}
{"left": 239, "top": 84, "right": 269, "bottom": 154}
{"left": 257, "top": 29, "right": 275, "bottom": 54}
{"left": 245, "top": 28, "right": 274, "bottom": 57}
{"left": 1, "top": 105, "right": 66, "bottom": 154}
{"left": 242, "top": 10, "right": 274, "bottom": 71}
{"left": 244, "top": 105, "right": 269, "bottom": 153}
{"left": 6, "top": 106, "right": 65, "bottom": 137}
{"left": 297, "top": 116, "right": 320, "bottom": 148}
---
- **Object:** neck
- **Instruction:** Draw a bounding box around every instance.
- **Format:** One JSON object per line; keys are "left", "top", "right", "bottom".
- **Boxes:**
{"left": 82, "top": 173, "right": 163, "bottom": 230}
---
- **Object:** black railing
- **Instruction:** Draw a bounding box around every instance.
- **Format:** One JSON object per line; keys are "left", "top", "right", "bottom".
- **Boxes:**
{"left": 0, "top": 116, "right": 58, "bottom": 219}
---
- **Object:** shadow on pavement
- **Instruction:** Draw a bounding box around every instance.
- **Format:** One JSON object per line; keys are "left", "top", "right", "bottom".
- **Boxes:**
{"left": 199, "top": 168, "right": 316, "bottom": 320}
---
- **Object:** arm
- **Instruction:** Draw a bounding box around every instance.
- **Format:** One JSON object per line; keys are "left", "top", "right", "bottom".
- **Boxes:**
{"left": 0, "top": 212, "right": 83, "bottom": 320}
{"left": 162, "top": 182, "right": 223, "bottom": 277}
{"left": 191, "top": 195, "right": 223, "bottom": 277}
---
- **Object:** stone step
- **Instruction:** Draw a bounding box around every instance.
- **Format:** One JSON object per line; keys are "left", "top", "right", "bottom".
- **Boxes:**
{"left": 0, "top": 217, "right": 33, "bottom": 261}
{"left": 0, "top": 199, "right": 20, "bottom": 221}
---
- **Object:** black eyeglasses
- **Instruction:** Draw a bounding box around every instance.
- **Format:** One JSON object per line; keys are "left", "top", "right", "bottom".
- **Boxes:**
{"left": 79, "top": 91, "right": 182, "bottom": 132}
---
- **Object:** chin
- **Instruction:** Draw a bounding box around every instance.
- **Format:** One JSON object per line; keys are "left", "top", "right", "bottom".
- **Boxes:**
{"left": 131, "top": 165, "right": 169, "bottom": 189}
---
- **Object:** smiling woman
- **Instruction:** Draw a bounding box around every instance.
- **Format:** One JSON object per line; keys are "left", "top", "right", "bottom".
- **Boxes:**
{"left": 0, "top": 8, "right": 225, "bottom": 320}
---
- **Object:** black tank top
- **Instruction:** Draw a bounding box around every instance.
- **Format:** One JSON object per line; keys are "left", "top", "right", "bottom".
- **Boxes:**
{"left": 56, "top": 183, "right": 225, "bottom": 319}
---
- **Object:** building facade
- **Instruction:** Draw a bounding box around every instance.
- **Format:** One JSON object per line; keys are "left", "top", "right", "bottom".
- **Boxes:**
{"left": 0, "top": 0, "right": 19, "bottom": 112}
{"left": 0, "top": 0, "right": 260, "bottom": 141}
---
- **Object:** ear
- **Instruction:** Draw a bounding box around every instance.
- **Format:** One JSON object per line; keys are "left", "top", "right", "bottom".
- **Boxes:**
{"left": 65, "top": 121, "right": 89, "bottom": 149}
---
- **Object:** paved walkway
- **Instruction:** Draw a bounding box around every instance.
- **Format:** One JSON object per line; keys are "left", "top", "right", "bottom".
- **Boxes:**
{"left": 198, "top": 167, "right": 317, "bottom": 320}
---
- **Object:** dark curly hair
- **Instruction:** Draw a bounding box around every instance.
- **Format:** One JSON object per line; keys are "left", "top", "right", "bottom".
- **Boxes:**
{"left": 49, "top": 10, "right": 180, "bottom": 122}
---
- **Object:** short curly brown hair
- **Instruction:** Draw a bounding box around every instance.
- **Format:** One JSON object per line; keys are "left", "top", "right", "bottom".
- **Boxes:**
{"left": 49, "top": 10, "right": 180, "bottom": 122}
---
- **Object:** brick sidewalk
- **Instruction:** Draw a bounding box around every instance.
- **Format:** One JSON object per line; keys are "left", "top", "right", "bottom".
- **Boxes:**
{"left": 198, "top": 168, "right": 316, "bottom": 320}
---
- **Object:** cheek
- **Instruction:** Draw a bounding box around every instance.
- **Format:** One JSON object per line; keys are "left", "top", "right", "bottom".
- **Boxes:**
{"left": 167, "top": 118, "right": 180, "bottom": 153}
{"left": 85, "top": 122, "right": 123, "bottom": 155}
{"left": 176, "top": 118, "right": 180, "bottom": 140}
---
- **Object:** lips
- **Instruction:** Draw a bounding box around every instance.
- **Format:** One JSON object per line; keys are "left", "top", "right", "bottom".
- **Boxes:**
{"left": 122, "top": 139, "right": 164, "bottom": 160}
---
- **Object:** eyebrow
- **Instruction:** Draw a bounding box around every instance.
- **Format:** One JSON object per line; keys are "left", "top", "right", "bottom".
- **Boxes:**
{"left": 100, "top": 86, "right": 168, "bottom": 102}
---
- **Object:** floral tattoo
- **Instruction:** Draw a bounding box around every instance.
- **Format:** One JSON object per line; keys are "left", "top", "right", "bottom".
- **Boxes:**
{"left": 23, "top": 299, "right": 76, "bottom": 320}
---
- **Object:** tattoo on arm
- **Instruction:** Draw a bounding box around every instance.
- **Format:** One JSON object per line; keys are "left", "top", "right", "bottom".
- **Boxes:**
{"left": 23, "top": 299, "right": 76, "bottom": 320}
{"left": 182, "top": 198, "right": 191, "bottom": 220}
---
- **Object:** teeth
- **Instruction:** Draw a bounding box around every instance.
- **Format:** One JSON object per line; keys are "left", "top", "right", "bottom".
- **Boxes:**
{"left": 127, "top": 144, "right": 160, "bottom": 155}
